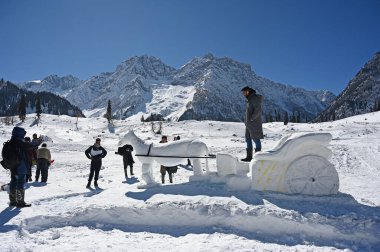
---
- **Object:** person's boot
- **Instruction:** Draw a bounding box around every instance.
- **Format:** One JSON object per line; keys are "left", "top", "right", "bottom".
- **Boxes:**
{"left": 255, "top": 148, "right": 261, "bottom": 153}
{"left": 240, "top": 148, "right": 253, "bottom": 162}
{"left": 161, "top": 175, "right": 165, "bottom": 184}
{"left": 130, "top": 166, "right": 134, "bottom": 175}
{"left": 94, "top": 181, "right": 98, "bottom": 187}
{"left": 16, "top": 189, "right": 31, "bottom": 208}
{"left": 9, "top": 189, "right": 17, "bottom": 207}
{"left": 86, "top": 181, "right": 91, "bottom": 188}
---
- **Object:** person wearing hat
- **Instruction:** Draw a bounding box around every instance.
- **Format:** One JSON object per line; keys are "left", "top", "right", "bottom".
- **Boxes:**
{"left": 8, "top": 126, "right": 41, "bottom": 207}
{"left": 241, "top": 86, "right": 264, "bottom": 162}
{"left": 85, "top": 138, "right": 107, "bottom": 188}
{"left": 36, "top": 143, "right": 52, "bottom": 182}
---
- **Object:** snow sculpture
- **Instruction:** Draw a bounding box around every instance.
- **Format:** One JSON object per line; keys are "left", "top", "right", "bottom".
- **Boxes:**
{"left": 210, "top": 154, "right": 251, "bottom": 191}
{"left": 121, "top": 131, "right": 209, "bottom": 188}
{"left": 251, "top": 132, "right": 339, "bottom": 195}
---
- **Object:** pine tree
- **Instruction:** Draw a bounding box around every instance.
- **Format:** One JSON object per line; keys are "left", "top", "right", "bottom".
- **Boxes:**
{"left": 18, "top": 95, "right": 26, "bottom": 122}
{"left": 265, "top": 113, "right": 269, "bottom": 123}
{"left": 36, "top": 97, "right": 42, "bottom": 119}
{"left": 377, "top": 99, "right": 380, "bottom": 111}
{"left": 332, "top": 111, "right": 336, "bottom": 121}
{"left": 291, "top": 112, "right": 296, "bottom": 123}
{"left": 105, "top": 100, "right": 112, "bottom": 123}
{"left": 274, "top": 110, "right": 278, "bottom": 122}
{"left": 296, "top": 111, "right": 301, "bottom": 123}
{"left": 269, "top": 112, "right": 273, "bottom": 122}
{"left": 284, "top": 111, "right": 289, "bottom": 125}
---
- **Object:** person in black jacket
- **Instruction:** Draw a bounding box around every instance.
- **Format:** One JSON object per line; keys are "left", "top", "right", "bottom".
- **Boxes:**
{"left": 85, "top": 138, "right": 107, "bottom": 188}
{"left": 116, "top": 144, "right": 135, "bottom": 179}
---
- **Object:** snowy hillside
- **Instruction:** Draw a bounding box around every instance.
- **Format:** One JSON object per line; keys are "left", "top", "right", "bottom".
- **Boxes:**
{"left": 315, "top": 51, "right": 380, "bottom": 122}
{"left": 0, "top": 112, "right": 379, "bottom": 251}
{"left": 17, "top": 54, "right": 335, "bottom": 122}
{"left": 0, "top": 80, "right": 84, "bottom": 118}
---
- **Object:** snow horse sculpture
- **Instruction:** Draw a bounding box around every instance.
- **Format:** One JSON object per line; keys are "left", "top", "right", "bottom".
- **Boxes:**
{"left": 121, "top": 130, "right": 209, "bottom": 188}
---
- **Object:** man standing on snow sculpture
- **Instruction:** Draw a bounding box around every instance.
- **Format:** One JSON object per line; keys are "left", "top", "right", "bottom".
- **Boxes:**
{"left": 85, "top": 138, "right": 107, "bottom": 188}
{"left": 241, "top": 86, "right": 264, "bottom": 162}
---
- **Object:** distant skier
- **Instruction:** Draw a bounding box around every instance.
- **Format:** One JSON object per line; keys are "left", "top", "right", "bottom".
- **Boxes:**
{"left": 85, "top": 138, "right": 107, "bottom": 188}
{"left": 240, "top": 86, "right": 264, "bottom": 162}
{"left": 36, "top": 143, "right": 52, "bottom": 182}
{"left": 116, "top": 144, "right": 135, "bottom": 179}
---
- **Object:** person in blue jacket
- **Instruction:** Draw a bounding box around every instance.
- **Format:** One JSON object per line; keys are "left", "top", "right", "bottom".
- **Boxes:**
{"left": 8, "top": 126, "right": 41, "bottom": 207}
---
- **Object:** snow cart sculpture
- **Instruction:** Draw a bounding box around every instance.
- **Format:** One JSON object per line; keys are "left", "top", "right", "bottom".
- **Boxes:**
{"left": 121, "top": 131, "right": 210, "bottom": 188}
{"left": 251, "top": 132, "right": 339, "bottom": 195}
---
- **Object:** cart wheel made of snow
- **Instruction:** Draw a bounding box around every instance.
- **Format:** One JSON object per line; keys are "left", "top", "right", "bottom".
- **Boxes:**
{"left": 284, "top": 155, "right": 339, "bottom": 195}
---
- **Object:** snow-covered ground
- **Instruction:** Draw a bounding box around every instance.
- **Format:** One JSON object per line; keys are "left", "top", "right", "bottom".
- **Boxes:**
{"left": 0, "top": 112, "right": 379, "bottom": 251}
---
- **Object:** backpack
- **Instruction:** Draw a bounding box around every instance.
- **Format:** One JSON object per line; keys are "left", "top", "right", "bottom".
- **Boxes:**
{"left": 117, "top": 144, "right": 133, "bottom": 155}
{"left": 1, "top": 140, "right": 21, "bottom": 170}
{"left": 117, "top": 147, "right": 126, "bottom": 155}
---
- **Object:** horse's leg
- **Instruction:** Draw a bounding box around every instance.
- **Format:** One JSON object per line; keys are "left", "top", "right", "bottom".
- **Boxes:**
{"left": 141, "top": 163, "right": 155, "bottom": 185}
{"left": 191, "top": 158, "right": 203, "bottom": 176}
{"left": 205, "top": 158, "right": 209, "bottom": 174}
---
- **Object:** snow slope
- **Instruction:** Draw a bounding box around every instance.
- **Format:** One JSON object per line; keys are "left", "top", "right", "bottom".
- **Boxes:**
{"left": 0, "top": 112, "right": 379, "bottom": 251}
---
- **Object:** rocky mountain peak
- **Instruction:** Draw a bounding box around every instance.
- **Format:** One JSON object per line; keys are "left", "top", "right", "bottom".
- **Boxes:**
{"left": 116, "top": 55, "right": 176, "bottom": 79}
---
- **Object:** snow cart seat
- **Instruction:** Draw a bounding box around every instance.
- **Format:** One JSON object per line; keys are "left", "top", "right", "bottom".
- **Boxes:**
{"left": 251, "top": 132, "right": 339, "bottom": 196}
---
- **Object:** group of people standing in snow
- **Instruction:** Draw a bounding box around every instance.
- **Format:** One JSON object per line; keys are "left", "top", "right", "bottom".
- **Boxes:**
{"left": 83, "top": 134, "right": 181, "bottom": 188}
{"left": 24, "top": 133, "right": 52, "bottom": 183}
{"left": 2, "top": 126, "right": 52, "bottom": 208}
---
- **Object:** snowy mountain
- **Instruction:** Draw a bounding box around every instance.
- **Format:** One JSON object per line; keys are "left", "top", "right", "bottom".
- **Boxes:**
{"left": 314, "top": 51, "right": 380, "bottom": 122}
{"left": 0, "top": 80, "right": 84, "bottom": 118}
{"left": 172, "top": 54, "right": 335, "bottom": 122}
{"left": 16, "top": 54, "right": 335, "bottom": 122}
{"left": 67, "top": 56, "right": 176, "bottom": 119}
{"left": 0, "top": 112, "right": 379, "bottom": 251}
{"left": 19, "top": 74, "right": 83, "bottom": 97}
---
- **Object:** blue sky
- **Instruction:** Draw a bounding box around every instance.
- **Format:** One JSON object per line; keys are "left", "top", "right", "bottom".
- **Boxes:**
{"left": 1, "top": 0, "right": 379, "bottom": 94}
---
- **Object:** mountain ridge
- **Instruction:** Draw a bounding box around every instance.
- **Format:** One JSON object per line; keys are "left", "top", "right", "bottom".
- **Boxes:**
{"left": 17, "top": 54, "right": 335, "bottom": 122}
{"left": 314, "top": 51, "right": 380, "bottom": 122}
